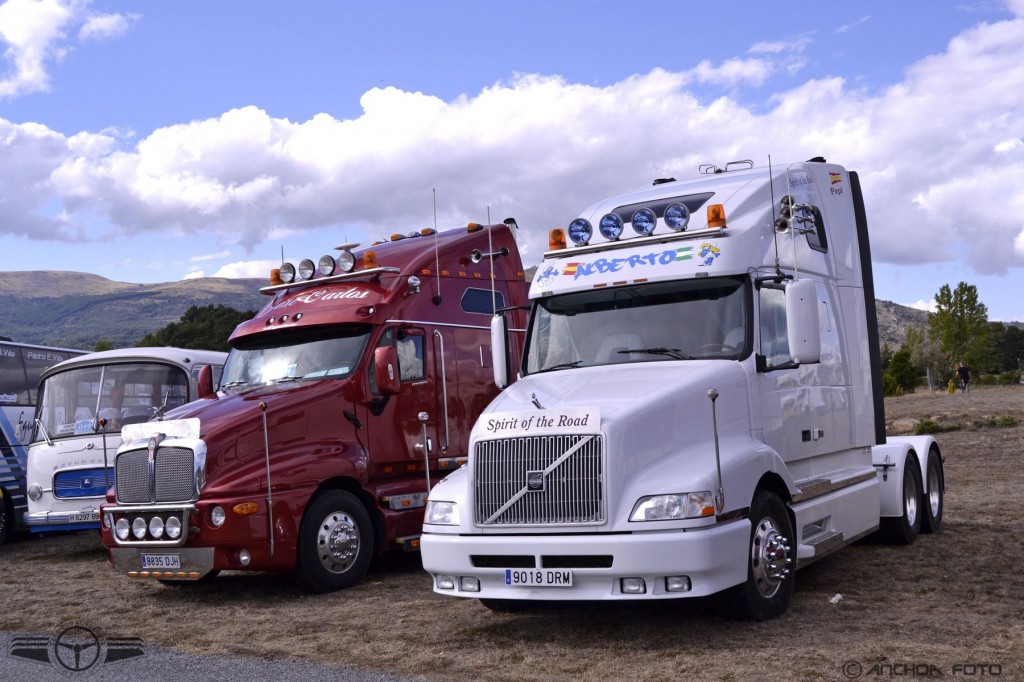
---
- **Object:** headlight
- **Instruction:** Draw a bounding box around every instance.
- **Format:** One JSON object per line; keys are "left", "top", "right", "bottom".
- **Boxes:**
{"left": 318, "top": 255, "right": 336, "bottom": 276}
{"left": 27, "top": 484, "right": 42, "bottom": 501}
{"left": 149, "top": 516, "right": 165, "bottom": 539}
{"left": 629, "top": 492, "right": 715, "bottom": 521}
{"left": 337, "top": 250, "right": 356, "bottom": 272}
{"left": 567, "top": 218, "right": 592, "bottom": 246}
{"left": 599, "top": 213, "right": 623, "bottom": 241}
{"left": 115, "top": 518, "right": 130, "bottom": 540}
{"left": 297, "top": 259, "right": 315, "bottom": 280}
{"left": 664, "top": 202, "right": 690, "bottom": 231}
{"left": 424, "top": 500, "right": 460, "bottom": 525}
{"left": 131, "top": 517, "right": 148, "bottom": 539}
{"left": 279, "top": 262, "right": 296, "bottom": 283}
{"left": 210, "top": 505, "right": 226, "bottom": 527}
{"left": 631, "top": 208, "right": 657, "bottom": 236}
{"left": 165, "top": 516, "right": 183, "bottom": 539}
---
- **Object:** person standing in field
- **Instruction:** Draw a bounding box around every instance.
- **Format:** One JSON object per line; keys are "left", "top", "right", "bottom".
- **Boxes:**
{"left": 957, "top": 361, "right": 971, "bottom": 393}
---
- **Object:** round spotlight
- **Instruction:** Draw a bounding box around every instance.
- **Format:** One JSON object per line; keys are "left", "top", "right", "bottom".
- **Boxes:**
{"left": 165, "top": 516, "right": 183, "bottom": 540}
{"left": 631, "top": 208, "right": 657, "bottom": 236}
{"left": 567, "top": 218, "right": 592, "bottom": 246}
{"left": 664, "top": 203, "right": 690, "bottom": 231}
{"left": 297, "top": 259, "right": 315, "bottom": 280}
{"left": 318, "top": 255, "right": 336, "bottom": 276}
{"left": 599, "top": 213, "right": 624, "bottom": 241}
{"left": 132, "top": 517, "right": 147, "bottom": 539}
{"left": 337, "top": 250, "right": 355, "bottom": 272}
{"left": 279, "top": 262, "right": 296, "bottom": 283}
{"left": 115, "top": 518, "right": 130, "bottom": 541}
{"left": 149, "top": 516, "right": 165, "bottom": 539}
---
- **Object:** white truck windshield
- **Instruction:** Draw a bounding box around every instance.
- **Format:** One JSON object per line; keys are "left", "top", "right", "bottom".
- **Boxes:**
{"left": 525, "top": 277, "right": 749, "bottom": 374}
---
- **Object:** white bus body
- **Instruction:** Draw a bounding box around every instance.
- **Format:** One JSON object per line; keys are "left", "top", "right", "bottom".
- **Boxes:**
{"left": 421, "top": 159, "right": 945, "bottom": 620}
{"left": 25, "top": 347, "right": 226, "bottom": 533}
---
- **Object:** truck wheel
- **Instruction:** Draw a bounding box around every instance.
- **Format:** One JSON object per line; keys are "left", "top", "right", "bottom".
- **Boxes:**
{"left": 920, "top": 449, "right": 943, "bottom": 534}
{"left": 295, "top": 490, "right": 373, "bottom": 593}
{"left": 726, "top": 491, "right": 794, "bottom": 621}
{"left": 881, "top": 455, "right": 922, "bottom": 545}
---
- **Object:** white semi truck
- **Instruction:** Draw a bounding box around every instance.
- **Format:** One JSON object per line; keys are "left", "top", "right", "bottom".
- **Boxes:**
{"left": 420, "top": 158, "right": 944, "bottom": 620}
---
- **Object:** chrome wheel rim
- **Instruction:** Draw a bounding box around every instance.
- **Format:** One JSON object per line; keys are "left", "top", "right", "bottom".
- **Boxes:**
{"left": 316, "top": 510, "right": 361, "bottom": 574}
{"left": 927, "top": 465, "right": 941, "bottom": 518}
{"left": 904, "top": 469, "right": 919, "bottom": 526}
{"left": 751, "top": 517, "right": 791, "bottom": 598}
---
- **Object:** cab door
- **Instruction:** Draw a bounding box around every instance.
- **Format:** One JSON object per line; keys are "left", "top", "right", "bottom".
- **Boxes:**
{"left": 364, "top": 326, "right": 440, "bottom": 477}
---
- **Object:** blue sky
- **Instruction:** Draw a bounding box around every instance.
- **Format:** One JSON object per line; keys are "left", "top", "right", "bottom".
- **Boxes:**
{"left": 2, "top": 0, "right": 1024, "bottom": 323}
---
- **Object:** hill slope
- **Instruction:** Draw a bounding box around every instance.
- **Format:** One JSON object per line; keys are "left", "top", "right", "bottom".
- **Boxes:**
{"left": 0, "top": 271, "right": 267, "bottom": 349}
{"left": 2, "top": 271, "right": 935, "bottom": 351}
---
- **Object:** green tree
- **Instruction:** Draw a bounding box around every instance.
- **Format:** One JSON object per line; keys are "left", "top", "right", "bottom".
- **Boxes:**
{"left": 884, "top": 348, "right": 918, "bottom": 394}
{"left": 927, "top": 282, "right": 990, "bottom": 374}
{"left": 903, "top": 324, "right": 943, "bottom": 390}
{"left": 987, "top": 322, "right": 1024, "bottom": 374}
{"left": 138, "top": 304, "right": 256, "bottom": 352}
{"left": 93, "top": 339, "right": 114, "bottom": 352}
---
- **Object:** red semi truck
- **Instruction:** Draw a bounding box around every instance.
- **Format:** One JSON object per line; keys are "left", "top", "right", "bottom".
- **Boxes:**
{"left": 100, "top": 221, "right": 528, "bottom": 591}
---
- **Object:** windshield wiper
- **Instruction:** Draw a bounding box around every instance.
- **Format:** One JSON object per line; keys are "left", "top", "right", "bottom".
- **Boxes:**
{"left": 619, "top": 347, "right": 695, "bottom": 360}
{"left": 536, "top": 360, "right": 582, "bottom": 373}
{"left": 34, "top": 418, "right": 53, "bottom": 446}
{"left": 220, "top": 380, "right": 250, "bottom": 390}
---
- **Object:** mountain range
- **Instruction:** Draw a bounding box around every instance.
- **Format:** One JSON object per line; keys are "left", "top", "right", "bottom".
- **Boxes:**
{"left": 2, "top": 270, "right": 930, "bottom": 352}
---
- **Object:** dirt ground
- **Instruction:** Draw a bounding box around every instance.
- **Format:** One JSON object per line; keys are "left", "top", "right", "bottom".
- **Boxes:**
{"left": 1, "top": 385, "right": 1022, "bottom": 681}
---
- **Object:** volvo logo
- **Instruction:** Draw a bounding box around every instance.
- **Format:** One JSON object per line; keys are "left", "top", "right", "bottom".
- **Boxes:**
{"left": 526, "top": 471, "right": 546, "bottom": 492}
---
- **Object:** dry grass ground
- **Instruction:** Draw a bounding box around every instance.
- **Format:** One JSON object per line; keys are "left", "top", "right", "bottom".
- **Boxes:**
{"left": 2, "top": 386, "right": 1022, "bottom": 680}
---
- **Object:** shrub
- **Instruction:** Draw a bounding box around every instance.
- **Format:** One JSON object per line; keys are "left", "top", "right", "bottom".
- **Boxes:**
{"left": 914, "top": 419, "right": 961, "bottom": 435}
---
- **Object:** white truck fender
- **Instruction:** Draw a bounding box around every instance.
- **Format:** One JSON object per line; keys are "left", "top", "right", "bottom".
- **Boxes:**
{"left": 872, "top": 435, "right": 939, "bottom": 518}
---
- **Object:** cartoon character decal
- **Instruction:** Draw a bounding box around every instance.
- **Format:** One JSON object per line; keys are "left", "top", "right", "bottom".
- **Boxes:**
{"left": 698, "top": 242, "right": 720, "bottom": 267}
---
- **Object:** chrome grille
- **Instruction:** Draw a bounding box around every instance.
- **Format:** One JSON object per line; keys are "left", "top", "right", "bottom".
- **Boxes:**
{"left": 115, "top": 450, "right": 151, "bottom": 503}
{"left": 154, "top": 447, "right": 196, "bottom": 502}
{"left": 115, "top": 446, "right": 197, "bottom": 504}
{"left": 474, "top": 434, "right": 604, "bottom": 525}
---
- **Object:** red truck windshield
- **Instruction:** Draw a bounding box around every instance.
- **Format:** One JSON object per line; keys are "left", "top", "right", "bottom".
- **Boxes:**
{"left": 222, "top": 325, "right": 372, "bottom": 389}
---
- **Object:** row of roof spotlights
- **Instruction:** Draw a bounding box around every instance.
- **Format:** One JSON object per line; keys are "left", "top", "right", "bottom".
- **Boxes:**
{"left": 278, "top": 248, "right": 359, "bottom": 284}
{"left": 566, "top": 202, "right": 693, "bottom": 246}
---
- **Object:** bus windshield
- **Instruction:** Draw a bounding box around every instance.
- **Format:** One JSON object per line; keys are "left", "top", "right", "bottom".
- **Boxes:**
{"left": 34, "top": 362, "right": 191, "bottom": 441}
{"left": 524, "top": 276, "right": 749, "bottom": 374}
{"left": 221, "top": 325, "right": 372, "bottom": 390}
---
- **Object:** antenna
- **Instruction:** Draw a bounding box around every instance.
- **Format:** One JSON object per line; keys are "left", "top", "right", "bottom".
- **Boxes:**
{"left": 487, "top": 207, "right": 496, "bottom": 315}
{"left": 768, "top": 155, "right": 781, "bottom": 276}
{"left": 432, "top": 188, "right": 442, "bottom": 305}
{"left": 280, "top": 245, "right": 284, "bottom": 264}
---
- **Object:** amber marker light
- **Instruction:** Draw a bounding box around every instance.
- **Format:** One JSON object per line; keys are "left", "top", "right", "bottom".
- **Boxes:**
{"left": 269, "top": 268, "right": 283, "bottom": 285}
{"left": 363, "top": 251, "right": 379, "bottom": 269}
{"left": 233, "top": 502, "right": 260, "bottom": 515}
{"left": 707, "top": 204, "right": 727, "bottom": 228}
{"left": 549, "top": 228, "right": 567, "bottom": 250}
{"left": 466, "top": 222, "right": 483, "bottom": 232}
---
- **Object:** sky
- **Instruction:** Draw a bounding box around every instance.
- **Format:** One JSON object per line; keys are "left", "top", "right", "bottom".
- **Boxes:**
{"left": 2, "top": 0, "right": 1024, "bottom": 323}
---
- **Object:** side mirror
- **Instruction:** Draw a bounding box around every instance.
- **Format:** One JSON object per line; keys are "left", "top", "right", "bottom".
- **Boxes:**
{"left": 196, "top": 364, "right": 216, "bottom": 399}
{"left": 373, "top": 346, "right": 401, "bottom": 395}
{"left": 490, "top": 314, "right": 509, "bottom": 389}
{"left": 786, "top": 279, "right": 821, "bottom": 364}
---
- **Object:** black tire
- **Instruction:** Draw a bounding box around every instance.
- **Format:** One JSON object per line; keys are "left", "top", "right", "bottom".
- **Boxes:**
{"left": 725, "top": 490, "right": 795, "bottom": 621}
{"left": 295, "top": 490, "right": 374, "bottom": 593}
{"left": 881, "top": 455, "right": 922, "bottom": 545}
{"left": 921, "top": 448, "right": 944, "bottom": 534}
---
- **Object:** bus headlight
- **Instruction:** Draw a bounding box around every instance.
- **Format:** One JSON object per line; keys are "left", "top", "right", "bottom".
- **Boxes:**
{"left": 424, "top": 500, "right": 460, "bottom": 525}
{"left": 629, "top": 492, "right": 715, "bottom": 521}
{"left": 27, "top": 484, "right": 42, "bottom": 501}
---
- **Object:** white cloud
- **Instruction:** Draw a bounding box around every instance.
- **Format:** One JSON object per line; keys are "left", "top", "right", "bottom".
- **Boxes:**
{"left": 910, "top": 299, "right": 938, "bottom": 313}
{"left": 0, "top": 0, "right": 77, "bottom": 97}
{"left": 3, "top": 10, "right": 1024, "bottom": 281}
{"left": 78, "top": 12, "right": 136, "bottom": 42}
{"left": 207, "top": 260, "right": 279, "bottom": 279}
{"left": 189, "top": 250, "right": 232, "bottom": 263}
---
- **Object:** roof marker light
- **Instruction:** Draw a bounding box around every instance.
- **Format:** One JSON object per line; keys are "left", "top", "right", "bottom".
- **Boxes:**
{"left": 631, "top": 208, "right": 657, "bottom": 236}
{"left": 567, "top": 218, "right": 592, "bottom": 246}
{"left": 707, "top": 204, "right": 727, "bottom": 229}
{"left": 466, "top": 223, "right": 483, "bottom": 232}
{"left": 548, "top": 228, "right": 567, "bottom": 251}
{"left": 363, "top": 251, "right": 379, "bottom": 269}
